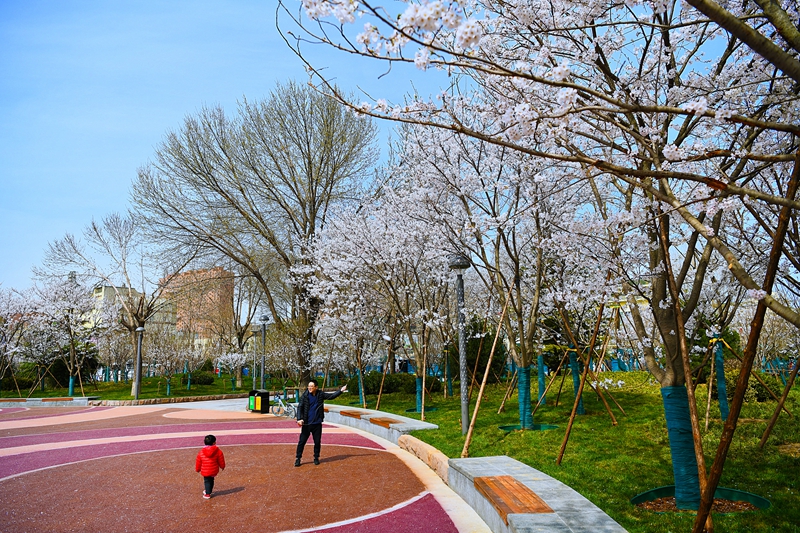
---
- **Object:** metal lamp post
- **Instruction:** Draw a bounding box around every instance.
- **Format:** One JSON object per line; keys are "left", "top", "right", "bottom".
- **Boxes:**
{"left": 448, "top": 254, "right": 471, "bottom": 435}
{"left": 260, "top": 315, "right": 269, "bottom": 390}
{"left": 252, "top": 346, "right": 257, "bottom": 391}
{"left": 133, "top": 326, "right": 145, "bottom": 400}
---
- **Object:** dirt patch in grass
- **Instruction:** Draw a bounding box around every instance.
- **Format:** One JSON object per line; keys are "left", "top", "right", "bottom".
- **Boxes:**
{"left": 636, "top": 497, "right": 758, "bottom": 513}
{"left": 777, "top": 442, "right": 800, "bottom": 457}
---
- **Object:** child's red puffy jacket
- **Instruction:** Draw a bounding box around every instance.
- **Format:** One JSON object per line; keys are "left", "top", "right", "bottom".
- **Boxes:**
{"left": 195, "top": 445, "right": 226, "bottom": 477}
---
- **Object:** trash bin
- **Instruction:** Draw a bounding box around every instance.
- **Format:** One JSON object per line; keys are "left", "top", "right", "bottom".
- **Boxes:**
{"left": 248, "top": 389, "right": 270, "bottom": 414}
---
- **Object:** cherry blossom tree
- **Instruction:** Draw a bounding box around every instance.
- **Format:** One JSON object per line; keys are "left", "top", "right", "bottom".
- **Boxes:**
{"left": 0, "top": 288, "right": 33, "bottom": 396}
{"left": 143, "top": 324, "right": 197, "bottom": 395}
{"left": 312, "top": 175, "right": 460, "bottom": 416}
{"left": 42, "top": 212, "right": 191, "bottom": 397}
{"left": 94, "top": 325, "right": 131, "bottom": 383}
{"left": 17, "top": 315, "right": 64, "bottom": 393}
{"left": 29, "top": 275, "right": 106, "bottom": 396}
{"left": 216, "top": 351, "right": 248, "bottom": 390}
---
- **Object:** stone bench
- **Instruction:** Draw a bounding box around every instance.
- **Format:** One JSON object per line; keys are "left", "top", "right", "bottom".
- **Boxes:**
{"left": 322, "top": 404, "right": 438, "bottom": 445}
{"left": 449, "top": 456, "right": 627, "bottom": 533}
{"left": 0, "top": 397, "right": 100, "bottom": 407}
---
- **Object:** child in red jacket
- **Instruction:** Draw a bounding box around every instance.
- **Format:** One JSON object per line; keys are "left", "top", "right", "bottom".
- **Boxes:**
{"left": 195, "top": 434, "right": 226, "bottom": 499}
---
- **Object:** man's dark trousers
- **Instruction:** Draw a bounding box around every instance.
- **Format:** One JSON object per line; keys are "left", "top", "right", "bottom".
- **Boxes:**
{"left": 296, "top": 423, "right": 323, "bottom": 460}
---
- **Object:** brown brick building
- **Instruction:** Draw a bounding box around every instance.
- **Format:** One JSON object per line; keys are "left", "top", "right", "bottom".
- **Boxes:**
{"left": 160, "top": 267, "right": 234, "bottom": 341}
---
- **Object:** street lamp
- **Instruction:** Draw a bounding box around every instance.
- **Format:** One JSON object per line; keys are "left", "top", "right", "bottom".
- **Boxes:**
{"left": 449, "top": 254, "right": 471, "bottom": 435}
{"left": 133, "top": 326, "right": 145, "bottom": 400}
{"left": 260, "top": 315, "right": 270, "bottom": 390}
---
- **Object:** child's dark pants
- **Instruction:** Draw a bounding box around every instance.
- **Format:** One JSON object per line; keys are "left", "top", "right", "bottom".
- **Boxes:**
{"left": 204, "top": 476, "right": 215, "bottom": 495}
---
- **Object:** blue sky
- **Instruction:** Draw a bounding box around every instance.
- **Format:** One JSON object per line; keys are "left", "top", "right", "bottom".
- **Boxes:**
{"left": 0, "top": 1, "right": 441, "bottom": 290}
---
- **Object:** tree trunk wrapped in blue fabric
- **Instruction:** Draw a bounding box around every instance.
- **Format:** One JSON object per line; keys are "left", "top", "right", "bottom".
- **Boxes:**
{"left": 661, "top": 386, "right": 700, "bottom": 509}
{"left": 517, "top": 366, "right": 534, "bottom": 428}
{"left": 415, "top": 376, "right": 423, "bottom": 412}
{"left": 714, "top": 337, "right": 729, "bottom": 421}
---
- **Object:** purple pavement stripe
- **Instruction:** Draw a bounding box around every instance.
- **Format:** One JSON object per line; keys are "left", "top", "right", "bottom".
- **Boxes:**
{"left": 321, "top": 493, "right": 459, "bottom": 533}
{"left": 0, "top": 418, "right": 333, "bottom": 448}
{"left": 0, "top": 432, "right": 381, "bottom": 479}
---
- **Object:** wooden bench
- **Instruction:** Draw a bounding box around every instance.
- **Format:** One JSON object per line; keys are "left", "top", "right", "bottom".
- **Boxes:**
{"left": 339, "top": 410, "right": 364, "bottom": 419}
{"left": 41, "top": 398, "right": 74, "bottom": 402}
{"left": 369, "top": 417, "right": 399, "bottom": 428}
{"left": 474, "top": 475, "right": 553, "bottom": 524}
{"left": 0, "top": 398, "right": 28, "bottom": 402}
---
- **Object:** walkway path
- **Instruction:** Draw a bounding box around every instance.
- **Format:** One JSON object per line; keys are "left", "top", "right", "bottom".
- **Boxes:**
{"left": 0, "top": 401, "right": 490, "bottom": 533}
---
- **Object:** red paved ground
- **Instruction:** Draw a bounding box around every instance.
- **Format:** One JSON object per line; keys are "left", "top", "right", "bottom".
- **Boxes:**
{"left": 0, "top": 406, "right": 463, "bottom": 533}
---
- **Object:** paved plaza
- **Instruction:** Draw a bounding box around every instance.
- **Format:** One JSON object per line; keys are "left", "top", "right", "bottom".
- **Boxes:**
{"left": 0, "top": 401, "right": 490, "bottom": 533}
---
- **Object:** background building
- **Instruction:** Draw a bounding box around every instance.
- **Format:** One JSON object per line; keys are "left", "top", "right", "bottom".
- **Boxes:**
{"left": 160, "top": 267, "right": 235, "bottom": 343}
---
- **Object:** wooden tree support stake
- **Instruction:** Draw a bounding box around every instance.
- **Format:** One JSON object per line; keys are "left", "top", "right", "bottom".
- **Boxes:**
{"left": 558, "top": 306, "right": 618, "bottom": 426}
{"left": 497, "top": 370, "right": 518, "bottom": 414}
{"left": 557, "top": 287, "right": 610, "bottom": 464}
{"left": 759, "top": 359, "right": 800, "bottom": 448}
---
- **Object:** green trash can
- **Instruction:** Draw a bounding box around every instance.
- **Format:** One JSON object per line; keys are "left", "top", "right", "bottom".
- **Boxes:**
{"left": 249, "top": 390, "right": 270, "bottom": 413}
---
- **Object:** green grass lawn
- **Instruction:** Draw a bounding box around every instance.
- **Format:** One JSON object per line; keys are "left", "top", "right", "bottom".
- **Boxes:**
{"left": 330, "top": 371, "right": 800, "bottom": 533}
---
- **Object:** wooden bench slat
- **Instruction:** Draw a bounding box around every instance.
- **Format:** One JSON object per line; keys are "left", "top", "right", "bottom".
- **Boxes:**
{"left": 42, "top": 398, "right": 74, "bottom": 402}
{"left": 339, "top": 410, "right": 363, "bottom": 419}
{"left": 369, "top": 417, "right": 399, "bottom": 428}
{"left": 474, "top": 475, "right": 553, "bottom": 524}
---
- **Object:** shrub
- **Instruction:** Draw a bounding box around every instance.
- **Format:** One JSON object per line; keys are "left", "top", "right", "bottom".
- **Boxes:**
{"left": 384, "top": 372, "right": 417, "bottom": 394}
{"left": 1, "top": 375, "right": 34, "bottom": 392}
{"left": 711, "top": 369, "right": 784, "bottom": 403}
{"left": 181, "top": 371, "right": 215, "bottom": 386}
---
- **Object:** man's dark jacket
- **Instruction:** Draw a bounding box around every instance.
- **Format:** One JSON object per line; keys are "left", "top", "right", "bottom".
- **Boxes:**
{"left": 296, "top": 388, "right": 343, "bottom": 424}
